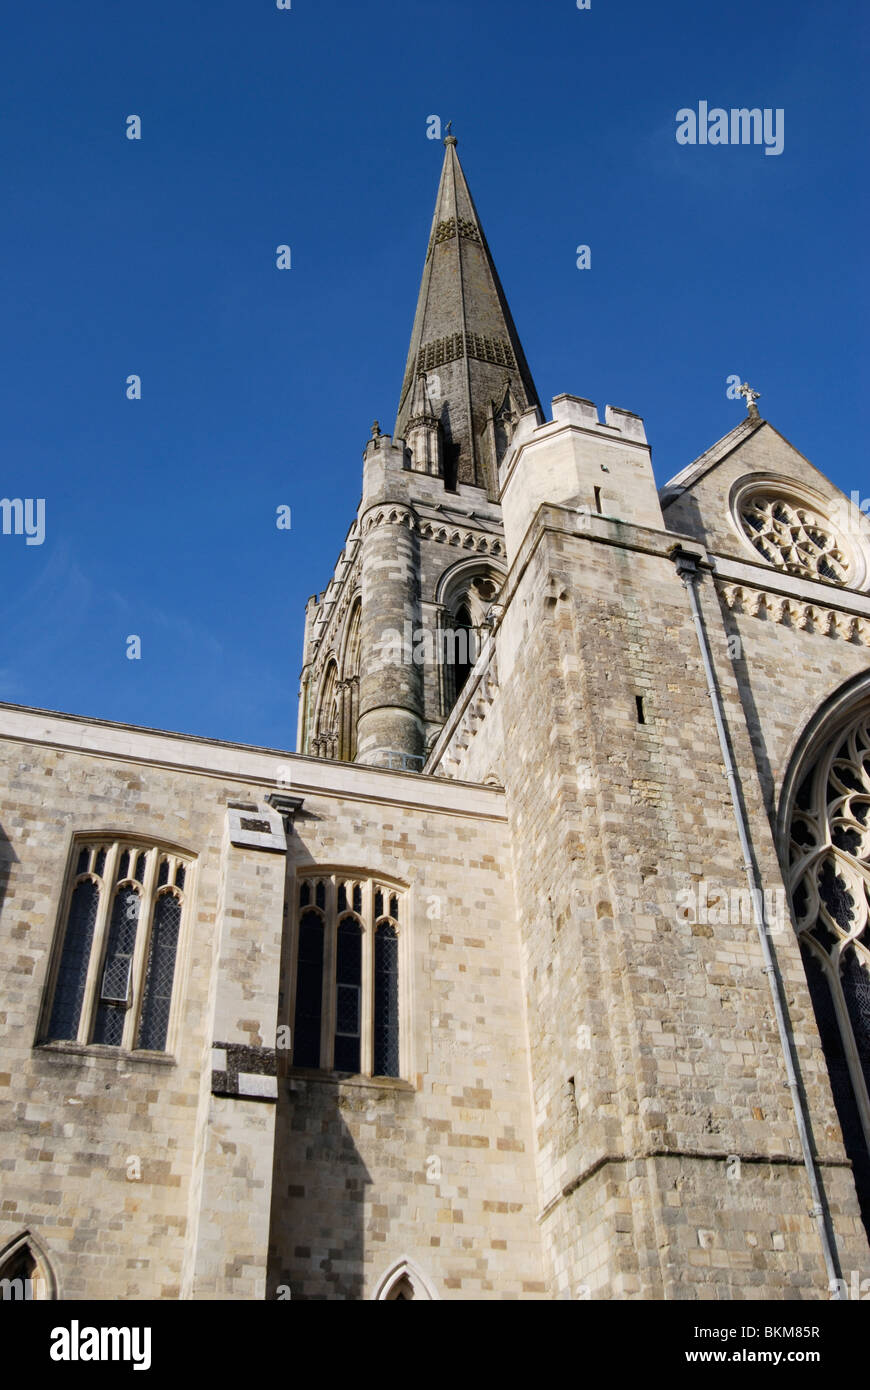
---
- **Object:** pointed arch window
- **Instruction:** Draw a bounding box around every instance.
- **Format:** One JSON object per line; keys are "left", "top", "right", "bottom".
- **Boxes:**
{"left": 342, "top": 600, "right": 362, "bottom": 762}
{"left": 334, "top": 916, "right": 362, "bottom": 1072}
{"left": 290, "top": 874, "right": 405, "bottom": 1079}
{"left": 786, "top": 702, "right": 870, "bottom": 1231}
{"left": 438, "top": 565, "right": 503, "bottom": 717}
{"left": 374, "top": 921, "right": 400, "bottom": 1078}
{"left": 40, "top": 839, "right": 193, "bottom": 1054}
{"left": 293, "top": 908, "right": 325, "bottom": 1069}
{"left": 313, "top": 662, "right": 340, "bottom": 761}
{"left": 374, "top": 1258, "right": 437, "bottom": 1300}
{"left": 0, "top": 1231, "right": 57, "bottom": 1301}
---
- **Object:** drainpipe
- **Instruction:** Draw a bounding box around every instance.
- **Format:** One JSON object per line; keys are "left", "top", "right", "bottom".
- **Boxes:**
{"left": 670, "top": 546, "right": 843, "bottom": 1298}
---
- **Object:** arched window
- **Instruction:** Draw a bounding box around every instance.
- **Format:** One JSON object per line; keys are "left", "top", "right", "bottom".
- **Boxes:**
{"left": 437, "top": 564, "right": 504, "bottom": 717}
{"left": 374, "top": 1258, "right": 438, "bottom": 1300}
{"left": 313, "top": 662, "right": 340, "bottom": 760}
{"left": 341, "top": 600, "right": 362, "bottom": 762}
{"left": 449, "top": 603, "right": 474, "bottom": 702}
{"left": 785, "top": 699, "right": 870, "bottom": 1231}
{"left": 92, "top": 883, "right": 142, "bottom": 1045}
{"left": 47, "top": 877, "right": 100, "bottom": 1042}
{"left": 137, "top": 889, "right": 183, "bottom": 1051}
{"left": 0, "top": 1231, "right": 57, "bottom": 1300}
{"left": 334, "top": 916, "right": 362, "bottom": 1072}
{"left": 41, "top": 840, "right": 192, "bottom": 1054}
{"left": 374, "top": 920, "right": 400, "bottom": 1079}
{"left": 290, "top": 875, "right": 404, "bottom": 1078}
{"left": 293, "top": 906, "right": 325, "bottom": 1069}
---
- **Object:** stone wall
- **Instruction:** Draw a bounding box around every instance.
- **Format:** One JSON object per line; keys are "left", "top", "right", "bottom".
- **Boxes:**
{"left": 0, "top": 705, "right": 545, "bottom": 1300}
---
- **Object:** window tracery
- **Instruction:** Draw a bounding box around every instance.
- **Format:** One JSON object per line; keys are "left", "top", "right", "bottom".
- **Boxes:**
{"left": 291, "top": 873, "right": 404, "bottom": 1079}
{"left": 739, "top": 492, "right": 850, "bottom": 585}
{"left": 787, "top": 705, "right": 870, "bottom": 1225}
{"left": 42, "top": 839, "right": 191, "bottom": 1053}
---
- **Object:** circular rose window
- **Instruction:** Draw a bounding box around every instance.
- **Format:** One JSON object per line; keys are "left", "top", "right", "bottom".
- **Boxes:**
{"left": 738, "top": 492, "right": 851, "bottom": 585}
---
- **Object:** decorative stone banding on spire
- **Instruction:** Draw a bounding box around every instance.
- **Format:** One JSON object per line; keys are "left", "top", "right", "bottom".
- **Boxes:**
{"left": 400, "top": 334, "right": 519, "bottom": 410}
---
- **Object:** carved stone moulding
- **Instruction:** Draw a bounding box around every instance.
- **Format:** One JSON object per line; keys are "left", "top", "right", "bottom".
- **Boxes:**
{"left": 718, "top": 581, "right": 870, "bottom": 647}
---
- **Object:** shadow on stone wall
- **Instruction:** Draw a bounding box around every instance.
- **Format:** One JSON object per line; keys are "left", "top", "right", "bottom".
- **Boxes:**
{"left": 0, "top": 822, "right": 18, "bottom": 920}
{"left": 266, "top": 1076, "right": 371, "bottom": 1300}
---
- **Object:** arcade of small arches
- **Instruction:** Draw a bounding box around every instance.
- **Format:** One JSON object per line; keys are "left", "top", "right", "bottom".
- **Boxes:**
{"left": 309, "top": 599, "right": 361, "bottom": 762}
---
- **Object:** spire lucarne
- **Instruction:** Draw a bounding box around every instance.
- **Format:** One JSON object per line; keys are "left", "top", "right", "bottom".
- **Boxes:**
{"left": 395, "top": 134, "right": 540, "bottom": 493}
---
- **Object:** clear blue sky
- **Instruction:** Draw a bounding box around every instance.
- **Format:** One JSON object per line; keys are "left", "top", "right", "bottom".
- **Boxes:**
{"left": 1, "top": 0, "right": 866, "bottom": 750}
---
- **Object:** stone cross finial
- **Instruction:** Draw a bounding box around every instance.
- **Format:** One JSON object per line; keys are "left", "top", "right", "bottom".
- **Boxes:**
{"left": 371, "top": 420, "right": 381, "bottom": 438}
{"left": 737, "top": 382, "right": 761, "bottom": 418}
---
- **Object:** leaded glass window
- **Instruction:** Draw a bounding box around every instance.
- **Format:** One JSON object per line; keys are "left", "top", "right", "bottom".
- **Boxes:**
{"left": 42, "top": 839, "right": 192, "bottom": 1053}
{"left": 92, "top": 885, "right": 141, "bottom": 1044}
{"left": 137, "top": 891, "right": 183, "bottom": 1051}
{"left": 46, "top": 877, "right": 100, "bottom": 1041}
{"left": 290, "top": 874, "right": 404, "bottom": 1079}
{"left": 738, "top": 491, "right": 852, "bottom": 585}
{"left": 374, "top": 923, "right": 400, "bottom": 1077}
{"left": 292, "top": 908, "right": 324, "bottom": 1068}
{"left": 334, "top": 917, "right": 362, "bottom": 1073}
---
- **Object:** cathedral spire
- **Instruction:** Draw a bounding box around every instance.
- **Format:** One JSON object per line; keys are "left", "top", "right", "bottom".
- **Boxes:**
{"left": 395, "top": 134, "right": 540, "bottom": 493}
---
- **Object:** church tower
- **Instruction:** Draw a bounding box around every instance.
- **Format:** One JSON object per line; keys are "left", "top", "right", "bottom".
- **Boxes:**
{"left": 298, "top": 135, "right": 539, "bottom": 768}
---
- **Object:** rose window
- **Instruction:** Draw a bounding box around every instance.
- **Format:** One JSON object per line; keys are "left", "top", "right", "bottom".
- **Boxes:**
{"left": 739, "top": 493, "right": 850, "bottom": 584}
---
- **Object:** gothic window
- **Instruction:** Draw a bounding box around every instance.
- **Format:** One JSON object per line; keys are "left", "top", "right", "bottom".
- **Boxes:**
{"left": 313, "top": 661, "right": 340, "bottom": 761}
{"left": 786, "top": 703, "right": 870, "bottom": 1229}
{"left": 291, "top": 874, "right": 404, "bottom": 1078}
{"left": 341, "top": 600, "right": 362, "bottom": 762}
{"left": 0, "top": 1231, "right": 56, "bottom": 1300}
{"left": 374, "top": 1259, "right": 437, "bottom": 1300}
{"left": 449, "top": 603, "right": 475, "bottom": 702}
{"left": 374, "top": 921, "right": 400, "bottom": 1078}
{"left": 41, "top": 840, "right": 192, "bottom": 1053}
{"left": 438, "top": 566, "right": 503, "bottom": 716}
{"left": 334, "top": 916, "right": 362, "bottom": 1073}
{"left": 292, "top": 907, "right": 324, "bottom": 1069}
{"left": 737, "top": 489, "right": 852, "bottom": 585}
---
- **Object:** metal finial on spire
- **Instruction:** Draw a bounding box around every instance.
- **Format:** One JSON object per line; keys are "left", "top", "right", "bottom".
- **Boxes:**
{"left": 444, "top": 121, "right": 457, "bottom": 147}
{"left": 737, "top": 381, "right": 761, "bottom": 419}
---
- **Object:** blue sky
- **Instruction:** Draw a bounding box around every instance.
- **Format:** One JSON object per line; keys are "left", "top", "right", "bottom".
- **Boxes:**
{"left": 1, "top": 0, "right": 866, "bottom": 749}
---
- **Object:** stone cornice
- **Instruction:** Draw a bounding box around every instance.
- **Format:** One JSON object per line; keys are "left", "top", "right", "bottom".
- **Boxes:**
{"left": 360, "top": 504, "right": 505, "bottom": 559}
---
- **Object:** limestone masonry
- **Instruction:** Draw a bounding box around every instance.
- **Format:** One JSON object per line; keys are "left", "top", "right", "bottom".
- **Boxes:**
{"left": 2, "top": 137, "right": 869, "bottom": 1300}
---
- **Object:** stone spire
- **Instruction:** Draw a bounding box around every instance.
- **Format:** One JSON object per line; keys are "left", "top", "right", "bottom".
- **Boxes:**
{"left": 395, "top": 134, "right": 540, "bottom": 493}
